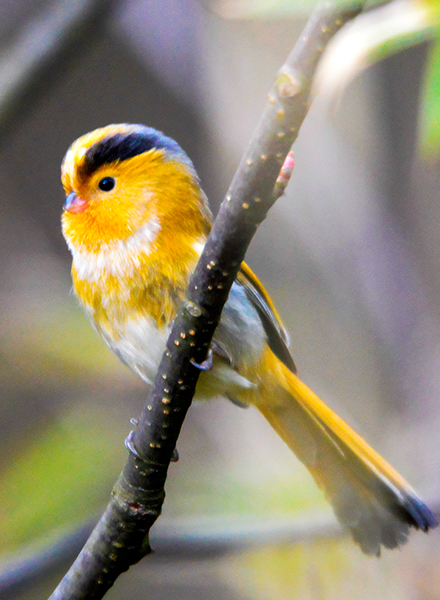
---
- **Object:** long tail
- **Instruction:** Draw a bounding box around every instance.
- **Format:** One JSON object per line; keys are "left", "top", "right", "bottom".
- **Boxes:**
{"left": 255, "top": 348, "right": 438, "bottom": 555}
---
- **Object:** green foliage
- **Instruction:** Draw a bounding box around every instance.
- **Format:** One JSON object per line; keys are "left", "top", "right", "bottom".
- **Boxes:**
{"left": 0, "top": 404, "right": 127, "bottom": 553}
{"left": 419, "top": 37, "right": 440, "bottom": 158}
{"left": 215, "top": 0, "right": 375, "bottom": 18}
{"left": 222, "top": 0, "right": 440, "bottom": 159}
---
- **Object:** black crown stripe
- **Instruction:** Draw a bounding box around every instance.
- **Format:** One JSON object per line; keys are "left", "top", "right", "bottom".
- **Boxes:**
{"left": 80, "top": 127, "right": 184, "bottom": 178}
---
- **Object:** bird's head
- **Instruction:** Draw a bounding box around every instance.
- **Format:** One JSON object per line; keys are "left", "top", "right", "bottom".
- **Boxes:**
{"left": 61, "top": 124, "right": 211, "bottom": 254}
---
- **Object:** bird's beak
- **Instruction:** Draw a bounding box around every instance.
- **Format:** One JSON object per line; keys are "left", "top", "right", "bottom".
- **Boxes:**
{"left": 64, "top": 191, "right": 89, "bottom": 214}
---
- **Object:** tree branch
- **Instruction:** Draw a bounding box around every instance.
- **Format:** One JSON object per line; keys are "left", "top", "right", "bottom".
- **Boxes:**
{"left": 49, "top": 2, "right": 364, "bottom": 599}
{"left": 4, "top": 495, "right": 440, "bottom": 596}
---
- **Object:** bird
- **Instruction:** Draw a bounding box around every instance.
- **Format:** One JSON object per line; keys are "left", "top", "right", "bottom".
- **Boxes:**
{"left": 61, "top": 123, "right": 438, "bottom": 556}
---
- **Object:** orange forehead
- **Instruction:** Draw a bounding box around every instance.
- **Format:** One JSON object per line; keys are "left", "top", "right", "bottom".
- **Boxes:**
{"left": 61, "top": 124, "right": 142, "bottom": 192}
{"left": 61, "top": 123, "right": 192, "bottom": 194}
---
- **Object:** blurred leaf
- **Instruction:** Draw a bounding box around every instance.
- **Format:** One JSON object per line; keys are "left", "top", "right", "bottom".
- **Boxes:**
{"left": 0, "top": 404, "right": 127, "bottom": 554}
{"left": 419, "top": 37, "right": 440, "bottom": 158}
{"left": 210, "top": 0, "right": 369, "bottom": 19}
{"left": 315, "top": 0, "right": 440, "bottom": 103}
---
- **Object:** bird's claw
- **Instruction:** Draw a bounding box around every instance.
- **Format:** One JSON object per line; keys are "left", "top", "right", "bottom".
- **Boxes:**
{"left": 190, "top": 347, "right": 213, "bottom": 371}
{"left": 125, "top": 430, "right": 142, "bottom": 459}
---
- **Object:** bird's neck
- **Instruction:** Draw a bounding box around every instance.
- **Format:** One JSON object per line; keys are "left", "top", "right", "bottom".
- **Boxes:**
{"left": 69, "top": 202, "right": 210, "bottom": 329}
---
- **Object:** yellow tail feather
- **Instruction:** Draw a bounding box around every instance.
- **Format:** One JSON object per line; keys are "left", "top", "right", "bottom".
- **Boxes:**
{"left": 254, "top": 348, "right": 437, "bottom": 555}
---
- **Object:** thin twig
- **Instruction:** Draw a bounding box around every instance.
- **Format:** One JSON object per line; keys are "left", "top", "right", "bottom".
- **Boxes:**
{"left": 3, "top": 495, "right": 440, "bottom": 596}
{"left": 1, "top": 514, "right": 341, "bottom": 599}
{"left": 49, "top": 3, "right": 363, "bottom": 599}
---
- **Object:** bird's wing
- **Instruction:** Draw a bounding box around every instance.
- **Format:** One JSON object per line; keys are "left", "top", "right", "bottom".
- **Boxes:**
{"left": 237, "top": 262, "right": 296, "bottom": 373}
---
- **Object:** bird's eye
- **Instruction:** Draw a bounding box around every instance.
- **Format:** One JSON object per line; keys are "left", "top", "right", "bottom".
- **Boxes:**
{"left": 98, "top": 177, "right": 115, "bottom": 192}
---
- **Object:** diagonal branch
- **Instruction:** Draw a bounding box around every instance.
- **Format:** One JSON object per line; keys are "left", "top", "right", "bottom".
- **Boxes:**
{"left": 49, "top": 3, "right": 364, "bottom": 599}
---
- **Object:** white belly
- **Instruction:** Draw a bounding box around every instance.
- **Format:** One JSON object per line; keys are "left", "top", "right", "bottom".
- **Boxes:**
{"left": 94, "top": 283, "right": 266, "bottom": 402}
{"left": 97, "top": 314, "right": 169, "bottom": 385}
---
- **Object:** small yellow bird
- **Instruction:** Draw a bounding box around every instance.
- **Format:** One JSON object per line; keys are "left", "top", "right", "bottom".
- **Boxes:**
{"left": 61, "top": 123, "right": 437, "bottom": 555}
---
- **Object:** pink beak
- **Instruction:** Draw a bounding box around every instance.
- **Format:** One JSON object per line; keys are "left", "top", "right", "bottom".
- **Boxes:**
{"left": 64, "top": 192, "right": 89, "bottom": 214}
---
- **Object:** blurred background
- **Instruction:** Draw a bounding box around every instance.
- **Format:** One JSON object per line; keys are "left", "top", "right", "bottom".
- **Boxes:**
{"left": 0, "top": 0, "right": 439, "bottom": 598}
